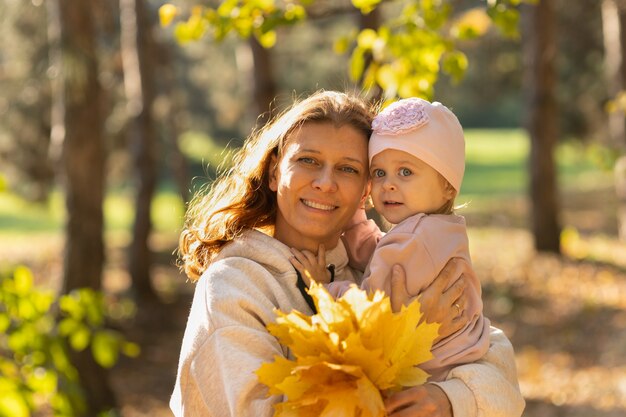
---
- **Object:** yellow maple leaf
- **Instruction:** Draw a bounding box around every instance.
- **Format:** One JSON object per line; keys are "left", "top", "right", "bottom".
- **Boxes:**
{"left": 274, "top": 362, "right": 384, "bottom": 417}
{"left": 256, "top": 355, "right": 297, "bottom": 396}
{"left": 257, "top": 282, "right": 440, "bottom": 416}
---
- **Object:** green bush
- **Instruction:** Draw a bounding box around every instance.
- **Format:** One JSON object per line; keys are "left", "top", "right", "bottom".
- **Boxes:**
{"left": 0, "top": 266, "right": 139, "bottom": 417}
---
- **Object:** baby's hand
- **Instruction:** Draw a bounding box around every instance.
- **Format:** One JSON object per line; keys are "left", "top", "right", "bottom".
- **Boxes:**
{"left": 289, "top": 244, "right": 331, "bottom": 287}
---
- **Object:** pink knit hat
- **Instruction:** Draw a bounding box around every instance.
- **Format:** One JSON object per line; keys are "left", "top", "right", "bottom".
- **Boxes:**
{"left": 369, "top": 98, "right": 465, "bottom": 191}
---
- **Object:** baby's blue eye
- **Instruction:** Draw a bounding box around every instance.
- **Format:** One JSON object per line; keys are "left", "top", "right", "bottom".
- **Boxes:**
{"left": 399, "top": 168, "right": 412, "bottom": 177}
{"left": 372, "top": 169, "right": 385, "bottom": 178}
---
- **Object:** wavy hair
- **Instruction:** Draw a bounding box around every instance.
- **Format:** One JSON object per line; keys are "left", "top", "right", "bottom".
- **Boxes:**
{"left": 179, "top": 91, "right": 375, "bottom": 281}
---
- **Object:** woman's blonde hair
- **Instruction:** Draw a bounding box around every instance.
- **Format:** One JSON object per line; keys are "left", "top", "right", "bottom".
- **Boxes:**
{"left": 179, "top": 91, "right": 375, "bottom": 281}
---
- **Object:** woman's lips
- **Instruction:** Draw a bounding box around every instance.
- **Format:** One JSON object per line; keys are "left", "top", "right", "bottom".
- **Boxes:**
{"left": 301, "top": 199, "right": 337, "bottom": 211}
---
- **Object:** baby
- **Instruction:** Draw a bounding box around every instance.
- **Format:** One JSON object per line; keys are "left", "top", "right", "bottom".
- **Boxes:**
{"left": 289, "top": 98, "right": 490, "bottom": 381}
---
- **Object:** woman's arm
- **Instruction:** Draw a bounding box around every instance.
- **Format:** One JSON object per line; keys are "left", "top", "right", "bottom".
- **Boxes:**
{"left": 429, "top": 327, "right": 525, "bottom": 417}
{"left": 389, "top": 259, "right": 468, "bottom": 339}
{"left": 170, "top": 262, "right": 295, "bottom": 417}
{"left": 383, "top": 328, "right": 524, "bottom": 417}
{"left": 387, "top": 261, "right": 525, "bottom": 417}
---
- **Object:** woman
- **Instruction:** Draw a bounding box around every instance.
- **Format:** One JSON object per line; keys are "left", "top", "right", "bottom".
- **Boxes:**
{"left": 170, "top": 91, "right": 524, "bottom": 417}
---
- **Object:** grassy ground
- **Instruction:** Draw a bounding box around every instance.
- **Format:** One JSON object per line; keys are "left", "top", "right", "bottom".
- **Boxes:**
{"left": 1, "top": 129, "right": 625, "bottom": 416}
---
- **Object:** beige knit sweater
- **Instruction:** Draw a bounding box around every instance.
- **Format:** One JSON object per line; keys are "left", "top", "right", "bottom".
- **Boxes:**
{"left": 170, "top": 229, "right": 524, "bottom": 417}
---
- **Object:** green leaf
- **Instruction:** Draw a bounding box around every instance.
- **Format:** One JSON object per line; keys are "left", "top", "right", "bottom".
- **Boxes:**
{"left": 159, "top": 4, "right": 178, "bottom": 28}
{"left": 17, "top": 298, "right": 36, "bottom": 321}
{"left": 33, "top": 292, "right": 54, "bottom": 314}
{"left": 69, "top": 324, "right": 91, "bottom": 352}
{"left": 0, "top": 359, "right": 19, "bottom": 379}
{"left": 0, "top": 391, "right": 29, "bottom": 417}
{"left": 487, "top": 4, "right": 520, "bottom": 38}
{"left": 58, "top": 317, "right": 79, "bottom": 337}
{"left": 91, "top": 330, "right": 120, "bottom": 369}
{"left": 8, "top": 328, "right": 30, "bottom": 352}
{"left": 13, "top": 266, "right": 33, "bottom": 296}
{"left": 256, "top": 30, "right": 277, "bottom": 48}
{"left": 352, "top": 0, "right": 383, "bottom": 14}
{"left": 349, "top": 47, "right": 366, "bottom": 82}
{"left": 333, "top": 36, "right": 350, "bottom": 54}
{"left": 376, "top": 64, "right": 397, "bottom": 91}
{"left": 50, "top": 339, "right": 78, "bottom": 380}
{"left": 442, "top": 51, "right": 468, "bottom": 83}
{"left": 26, "top": 367, "right": 57, "bottom": 395}
{"left": 174, "top": 15, "right": 208, "bottom": 44}
{"left": 284, "top": 4, "right": 306, "bottom": 21}
{"left": 51, "top": 392, "right": 78, "bottom": 417}
{"left": 121, "top": 341, "right": 141, "bottom": 358}
{"left": 251, "top": 0, "right": 275, "bottom": 10}
{"left": 217, "top": 0, "right": 238, "bottom": 18}
{"left": 0, "top": 313, "right": 10, "bottom": 333}
{"left": 357, "top": 28, "right": 378, "bottom": 50}
{"left": 59, "top": 293, "right": 83, "bottom": 320}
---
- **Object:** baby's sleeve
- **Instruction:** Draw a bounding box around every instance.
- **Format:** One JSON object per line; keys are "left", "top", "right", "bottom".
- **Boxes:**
{"left": 360, "top": 231, "right": 436, "bottom": 296}
{"left": 341, "top": 207, "right": 384, "bottom": 272}
{"left": 324, "top": 280, "right": 356, "bottom": 299}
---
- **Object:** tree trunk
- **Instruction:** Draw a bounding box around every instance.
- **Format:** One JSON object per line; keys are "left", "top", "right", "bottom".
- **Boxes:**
{"left": 602, "top": 0, "right": 626, "bottom": 146}
{"left": 522, "top": 0, "right": 561, "bottom": 253}
{"left": 358, "top": 8, "right": 383, "bottom": 101}
{"left": 357, "top": 8, "right": 387, "bottom": 230}
{"left": 621, "top": 1, "right": 626, "bottom": 89}
{"left": 120, "top": 0, "right": 159, "bottom": 301}
{"left": 603, "top": 0, "right": 626, "bottom": 240}
{"left": 48, "top": 0, "right": 116, "bottom": 413}
{"left": 249, "top": 36, "right": 276, "bottom": 126}
{"left": 160, "top": 44, "right": 190, "bottom": 203}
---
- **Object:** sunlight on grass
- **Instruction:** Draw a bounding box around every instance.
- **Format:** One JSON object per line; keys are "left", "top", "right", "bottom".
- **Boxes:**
{"left": 0, "top": 191, "right": 64, "bottom": 232}
{"left": 461, "top": 129, "right": 614, "bottom": 201}
{"left": 461, "top": 129, "right": 529, "bottom": 199}
{"left": 0, "top": 189, "right": 184, "bottom": 236}
{"left": 152, "top": 192, "right": 185, "bottom": 234}
{"left": 465, "top": 129, "right": 529, "bottom": 163}
{"left": 0, "top": 128, "right": 616, "bottom": 237}
{"left": 557, "top": 142, "right": 615, "bottom": 191}
{"left": 179, "top": 130, "right": 235, "bottom": 171}
{"left": 104, "top": 192, "right": 134, "bottom": 231}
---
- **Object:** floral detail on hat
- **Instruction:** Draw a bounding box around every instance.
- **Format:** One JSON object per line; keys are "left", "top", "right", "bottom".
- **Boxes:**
{"left": 372, "top": 98, "right": 429, "bottom": 136}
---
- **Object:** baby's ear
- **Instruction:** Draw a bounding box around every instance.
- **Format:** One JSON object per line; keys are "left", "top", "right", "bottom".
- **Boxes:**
{"left": 443, "top": 180, "right": 456, "bottom": 201}
{"left": 360, "top": 180, "right": 372, "bottom": 206}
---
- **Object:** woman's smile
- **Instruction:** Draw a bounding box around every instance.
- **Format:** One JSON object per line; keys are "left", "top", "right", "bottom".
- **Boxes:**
{"left": 301, "top": 198, "right": 338, "bottom": 211}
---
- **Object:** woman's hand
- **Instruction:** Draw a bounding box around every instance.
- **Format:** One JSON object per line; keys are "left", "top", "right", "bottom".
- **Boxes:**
{"left": 384, "top": 384, "right": 452, "bottom": 417}
{"left": 388, "top": 258, "right": 470, "bottom": 342}
{"left": 419, "top": 258, "right": 470, "bottom": 342}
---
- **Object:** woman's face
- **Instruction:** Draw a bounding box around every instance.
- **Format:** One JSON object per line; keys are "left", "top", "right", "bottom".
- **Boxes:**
{"left": 269, "top": 122, "right": 369, "bottom": 252}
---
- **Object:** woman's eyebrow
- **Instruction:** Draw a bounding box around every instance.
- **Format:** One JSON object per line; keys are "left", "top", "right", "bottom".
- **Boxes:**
{"left": 299, "top": 149, "right": 364, "bottom": 163}
{"left": 344, "top": 157, "right": 366, "bottom": 165}
{"left": 298, "top": 148, "right": 321, "bottom": 154}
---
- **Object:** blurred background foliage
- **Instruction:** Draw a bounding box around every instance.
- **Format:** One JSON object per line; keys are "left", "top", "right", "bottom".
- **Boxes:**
{"left": 1, "top": 0, "right": 626, "bottom": 415}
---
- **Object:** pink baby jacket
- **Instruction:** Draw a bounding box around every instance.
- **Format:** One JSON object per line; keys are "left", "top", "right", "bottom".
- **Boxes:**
{"left": 332, "top": 209, "right": 491, "bottom": 382}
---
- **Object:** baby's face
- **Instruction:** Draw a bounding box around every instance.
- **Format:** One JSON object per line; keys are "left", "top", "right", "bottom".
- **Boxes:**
{"left": 369, "top": 149, "right": 454, "bottom": 224}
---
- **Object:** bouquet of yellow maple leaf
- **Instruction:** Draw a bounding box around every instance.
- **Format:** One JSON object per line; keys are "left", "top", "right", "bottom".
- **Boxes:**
{"left": 256, "top": 282, "right": 440, "bottom": 417}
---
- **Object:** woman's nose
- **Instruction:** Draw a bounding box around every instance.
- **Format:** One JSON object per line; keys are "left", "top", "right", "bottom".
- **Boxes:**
{"left": 312, "top": 167, "right": 338, "bottom": 192}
